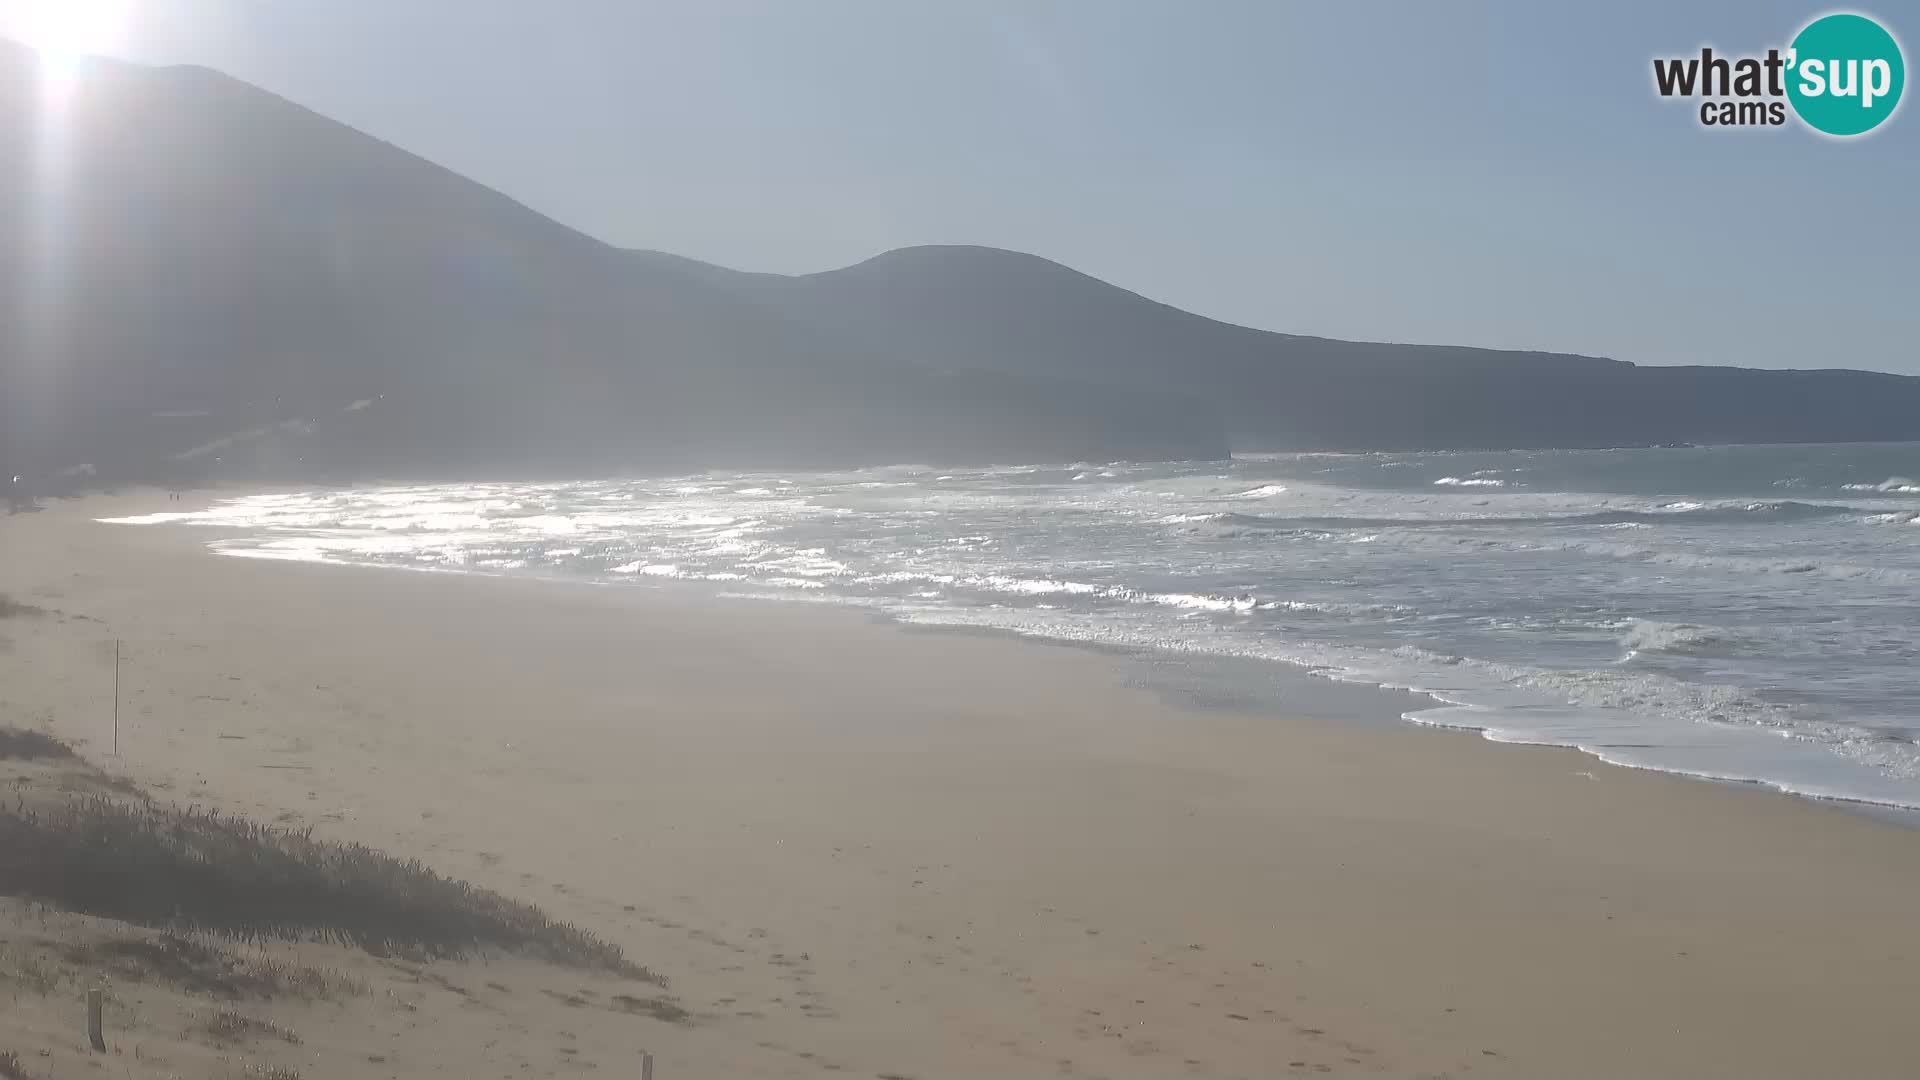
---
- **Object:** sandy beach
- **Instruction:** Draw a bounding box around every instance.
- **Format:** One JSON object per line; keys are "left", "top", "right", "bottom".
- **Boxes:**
{"left": 5, "top": 490, "right": 1920, "bottom": 1078}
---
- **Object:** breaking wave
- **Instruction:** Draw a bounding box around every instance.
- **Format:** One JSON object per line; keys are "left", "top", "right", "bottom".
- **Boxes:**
{"left": 1618, "top": 619, "right": 1736, "bottom": 658}
{"left": 1842, "top": 476, "right": 1920, "bottom": 494}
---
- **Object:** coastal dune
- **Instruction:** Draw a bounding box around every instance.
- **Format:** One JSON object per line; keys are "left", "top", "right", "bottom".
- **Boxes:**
{"left": 4, "top": 492, "right": 1919, "bottom": 1077}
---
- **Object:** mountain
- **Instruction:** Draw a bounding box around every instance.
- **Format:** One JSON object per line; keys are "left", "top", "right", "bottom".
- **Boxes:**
{"left": 666, "top": 244, "right": 1920, "bottom": 452}
{"left": 5, "top": 42, "right": 1920, "bottom": 492}
{"left": 0, "top": 43, "right": 1223, "bottom": 487}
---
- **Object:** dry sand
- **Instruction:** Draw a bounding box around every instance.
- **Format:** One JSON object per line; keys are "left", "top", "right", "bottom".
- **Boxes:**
{"left": 4, "top": 490, "right": 1920, "bottom": 1078}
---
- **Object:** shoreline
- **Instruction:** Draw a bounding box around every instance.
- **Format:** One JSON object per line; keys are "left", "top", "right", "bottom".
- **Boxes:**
{"left": 7, "top": 490, "right": 1920, "bottom": 1076}
{"left": 98, "top": 487, "right": 1920, "bottom": 820}
{"left": 892, "top": 616, "right": 1920, "bottom": 826}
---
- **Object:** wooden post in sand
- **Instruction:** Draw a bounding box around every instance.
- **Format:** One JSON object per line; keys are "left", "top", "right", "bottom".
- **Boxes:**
{"left": 86, "top": 986, "right": 105, "bottom": 1050}
{"left": 112, "top": 639, "right": 120, "bottom": 756}
{"left": 641, "top": 1051, "right": 654, "bottom": 1080}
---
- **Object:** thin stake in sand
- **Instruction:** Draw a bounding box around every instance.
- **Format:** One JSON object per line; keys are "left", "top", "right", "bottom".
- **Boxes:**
{"left": 87, "top": 986, "right": 105, "bottom": 1051}
{"left": 111, "top": 639, "right": 120, "bottom": 756}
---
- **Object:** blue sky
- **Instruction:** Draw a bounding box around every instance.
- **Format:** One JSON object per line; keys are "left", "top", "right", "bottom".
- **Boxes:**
{"left": 7, "top": 0, "right": 1918, "bottom": 371}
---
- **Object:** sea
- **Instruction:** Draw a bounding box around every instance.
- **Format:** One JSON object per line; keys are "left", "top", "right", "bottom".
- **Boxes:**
{"left": 106, "top": 442, "right": 1920, "bottom": 809}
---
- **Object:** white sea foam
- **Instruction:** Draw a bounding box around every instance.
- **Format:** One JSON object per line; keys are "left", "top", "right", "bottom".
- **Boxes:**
{"left": 1843, "top": 476, "right": 1920, "bottom": 494}
{"left": 968, "top": 575, "right": 1101, "bottom": 596}
{"left": 1133, "top": 590, "right": 1257, "bottom": 613}
{"left": 1618, "top": 619, "right": 1731, "bottom": 658}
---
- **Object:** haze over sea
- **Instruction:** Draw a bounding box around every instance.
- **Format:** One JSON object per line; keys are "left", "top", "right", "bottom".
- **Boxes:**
{"left": 111, "top": 442, "right": 1920, "bottom": 808}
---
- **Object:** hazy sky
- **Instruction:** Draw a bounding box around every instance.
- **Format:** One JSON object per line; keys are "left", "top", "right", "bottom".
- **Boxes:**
{"left": 7, "top": 0, "right": 1918, "bottom": 372}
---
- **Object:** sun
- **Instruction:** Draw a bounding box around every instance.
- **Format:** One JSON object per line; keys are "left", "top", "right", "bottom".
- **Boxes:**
{"left": 10, "top": 0, "right": 128, "bottom": 80}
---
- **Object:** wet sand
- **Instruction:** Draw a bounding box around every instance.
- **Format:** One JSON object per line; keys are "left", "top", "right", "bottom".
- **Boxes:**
{"left": 4, "top": 490, "right": 1919, "bottom": 1077}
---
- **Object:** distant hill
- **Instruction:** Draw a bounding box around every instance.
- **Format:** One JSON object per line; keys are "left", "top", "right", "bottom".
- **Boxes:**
{"left": 677, "top": 244, "right": 1920, "bottom": 452}
{"left": 4, "top": 41, "right": 1919, "bottom": 491}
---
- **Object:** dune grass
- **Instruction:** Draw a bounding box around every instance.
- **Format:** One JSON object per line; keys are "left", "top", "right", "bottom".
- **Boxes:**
{"left": 0, "top": 795, "right": 656, "bottom": 981}
{"left": 199, "top": 1008, "right": 302, "bottom": 1045}
{"left": 0, "top": 728, "right": 74, "bottom": 761}
{"left": 0, "top": 594, "right": 44, "bottom": 619}
{"left": 50, "top": 933, "right": 364, "bottom": 1002}
{"left": 612, "top": 992, "right": 690, "bottom": 1023}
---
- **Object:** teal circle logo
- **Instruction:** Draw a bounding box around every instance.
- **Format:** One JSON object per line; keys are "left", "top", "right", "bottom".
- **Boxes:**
{"left": 1786, "top": 13, "right": 1905, "bottom": 136}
